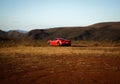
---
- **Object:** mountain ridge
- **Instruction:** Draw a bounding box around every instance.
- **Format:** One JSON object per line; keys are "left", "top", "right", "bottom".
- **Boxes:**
{"left": 0, "top": 22, "right": 120, "bottom": 41}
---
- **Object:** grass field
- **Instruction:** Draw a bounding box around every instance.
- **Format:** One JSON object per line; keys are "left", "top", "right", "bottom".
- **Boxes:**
{"left": 0, "top": 46, "right": 120, "bottom": 84}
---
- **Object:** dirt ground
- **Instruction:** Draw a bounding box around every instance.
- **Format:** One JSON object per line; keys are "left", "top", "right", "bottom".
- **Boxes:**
{"left": 0, "top": 47, "right": 120, "bottom": 84}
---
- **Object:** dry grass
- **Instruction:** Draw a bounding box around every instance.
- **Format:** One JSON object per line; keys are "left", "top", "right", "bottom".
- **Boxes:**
{"left": 0, "top": 46, "right": 120, "bottom": 84}
{"left": 0, "top": 46, "right": 120, "bottom": 55}
{"left": 0, "top": 40, "right": 120, "bottom": 48}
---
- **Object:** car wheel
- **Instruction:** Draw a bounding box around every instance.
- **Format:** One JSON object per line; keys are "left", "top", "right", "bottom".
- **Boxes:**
{"left": 68, "top": 44, "right": 71, "bottom": 46}
{"left": 57, "top": 42, "right": 60, "bottom": 46}
{"left": 48, "top": 42, "right": 51, "bottom": 46}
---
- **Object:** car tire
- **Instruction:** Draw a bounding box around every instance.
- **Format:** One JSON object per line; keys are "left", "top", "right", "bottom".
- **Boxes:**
{"left": 68, "top": 44, "right": 71, "bottom": 46}
{"left": 48, "top": 42, "right": 51, "bottom": 46}
{"left": 57, "top": 42, "right": 60, "bottom": 46}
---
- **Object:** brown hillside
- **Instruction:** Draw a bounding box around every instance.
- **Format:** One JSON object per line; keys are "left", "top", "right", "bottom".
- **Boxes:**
{"left": 89, "top": 22, "right": 120, "bottom": 29}
{"left": 0, "top": 22, "right": 120, "bottom": 41}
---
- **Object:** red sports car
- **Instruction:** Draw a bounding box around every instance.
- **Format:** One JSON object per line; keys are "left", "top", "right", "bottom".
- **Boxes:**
{"left": 48, "top": 38, "right": 71, "bottom": 46}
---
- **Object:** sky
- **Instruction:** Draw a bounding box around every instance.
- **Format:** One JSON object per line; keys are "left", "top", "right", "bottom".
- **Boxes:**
{"left": 0, "top": 0, "right": 120, "bottom": 31}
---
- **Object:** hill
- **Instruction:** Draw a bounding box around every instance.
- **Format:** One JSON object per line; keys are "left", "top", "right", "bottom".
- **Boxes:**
{"left": 32, "top": 22, "right": 120, "bottom": 41}
{"left": 0, "top": 22, "right": 120, "bottom": 42}
{"left": 0, "top": 30, "right": 8, "bottom": 40}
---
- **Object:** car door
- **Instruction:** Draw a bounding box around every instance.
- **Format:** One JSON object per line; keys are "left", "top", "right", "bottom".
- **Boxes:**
{"left": 51, "top": 38, "right": 57, "bottom": 45}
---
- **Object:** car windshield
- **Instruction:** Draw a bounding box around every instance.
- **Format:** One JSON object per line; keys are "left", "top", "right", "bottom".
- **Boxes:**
{"left": 52, "top": 38, "right": 65, "bottom": 40}
{"left": 59, "top": 38, "right": 65, "bottom": 40}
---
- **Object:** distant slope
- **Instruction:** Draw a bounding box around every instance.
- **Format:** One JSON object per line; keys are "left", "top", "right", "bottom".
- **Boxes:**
{"left": 89, "top": 22, "right": 120, "bottom": 29}
{"left": 0, "top": 22, "right": 120, "bottom": 41}
{"left": 0, "top": 30, "right": 8, "bottom": 40}
{"left": 44, "top": 22, "right": 120, "bottom": 41}
{"left": 27, "top": 29, "right": 49, "bottom": 40}
{"left": 7, "top": 30, "right": 26, "bottom": 40}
